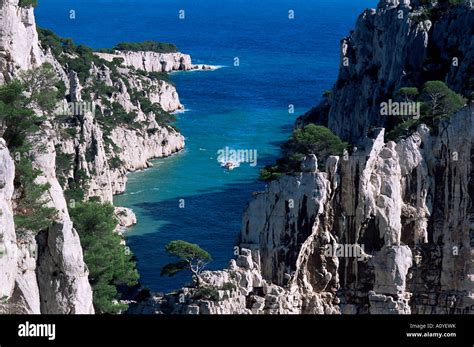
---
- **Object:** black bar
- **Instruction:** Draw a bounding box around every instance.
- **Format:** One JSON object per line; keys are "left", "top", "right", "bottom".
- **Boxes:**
{"left": 0, "top": 314, "right": 473, "bottom": 346}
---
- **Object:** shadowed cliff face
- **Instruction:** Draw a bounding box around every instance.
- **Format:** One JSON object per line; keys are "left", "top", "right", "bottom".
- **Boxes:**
{"left": 303, "top": 1, "right": 473, "bottom": 143}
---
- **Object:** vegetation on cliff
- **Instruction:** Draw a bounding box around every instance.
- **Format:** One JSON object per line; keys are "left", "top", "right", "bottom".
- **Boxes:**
{"left": 18, "top": 0, "right": 37, "bottom": 8}
{"left": 70, "top": 202, "right": 139, "bottom": 313}
{"left": 161, "top": 240, "right": 212, "bottom": 287}
{"left": 0, "top": 68, "right": 60, "bottom": 235}
{"left": 0, "top": 60, "right": 141, "bottom": 312}
{"left": 260, "top": 124, "right": 347, "bottom": 181}
{"left": 37, "top": 28, "right": 178, "bottom": 130}
{"left": 386, "top": 81, "right": 466, "bottom": 141}
{"left": 98, "top": 41, "right": 178, "bottom": 54}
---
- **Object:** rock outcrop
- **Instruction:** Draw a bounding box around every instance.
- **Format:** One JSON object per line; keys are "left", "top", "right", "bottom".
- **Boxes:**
{"left": 302, "top": 0, "right": 473, "bottom": 143}
{"left": 94, "top": 51, "right": 214, "bottom": 73}
{"left": 0, "top": 138, "right": 18, "bottom": 312}
{"left": 0, "top": 0, "right": 43, "bottom": 83}
{"left": 28, "top": 130, "right": 94, "bottom": 314}
{"left": 55, "top": 62, "right": 186, "bottom": 202}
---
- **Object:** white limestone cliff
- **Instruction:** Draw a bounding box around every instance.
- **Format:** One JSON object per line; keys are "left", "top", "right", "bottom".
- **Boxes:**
{"left": 58, "top": 62, "right": 186, "bottom": 202}
{"left": 94, "top": 51, "right": 214, "bottom": 73}
{"left": 0, "top": 0, "right": 95, "bottom": 313}
{"left": 0, "top": 0, "right": 43, "bottom": 83}
{"left": 128, "top": 0, "right": 474, "bottom": 316}
{"left": 29, "top": 129, "right": 94, "bottom": 313}
{"left": 0, "top": 139, "right": 18, "bottom": 311}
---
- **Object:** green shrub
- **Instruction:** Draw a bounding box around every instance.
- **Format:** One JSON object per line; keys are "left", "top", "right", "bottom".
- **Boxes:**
{"left": 0, "top": 80, "right": 56, "bottom": 235}
{"left": 260, "top": 124, "right": 347, "bottom": 181}
{"left": 222, "top": 282, "right": 236, "bottom": 291}
{"left": 385, "top": 118, "right": 419, "bottom": 142}
{"left": 396, "top": 87, "right": 419, "bottom": 102}
{"left": 193, "top": 287, "right": 220, "bottom": 301}
{"left": 109, "top": 156, "right": 123, "bottom": 169}
{"left": 111, "top": 57, "right": 124, "bottom": 66}
{"left": 0, "top": 81, "right": 43, "bottom": 149}
{"left": 420, "top": 81, "right": 465, "bottom": 120}
{"left": 96, "top": 102, "right": 141, "bottom": 131}
{"left": 37, "top": 28, "right": 75, "bottom": 61}
{"left": 64, "top": 169, "right": 89, "bottom": 203}
{"left": 19, "top": 63, "right": 60, "bottom": 116}
{"left": 55, "top": 146, "right": 74, "bottom": 188}
{"left": 113, "top": 41, "right": 178, "bottom": 53}
{"left": 129, "top": 91, "right": 177, "bottom": 128}
{"left": 70, "top": 202, "right": 139, "bottom": 314}
{"left": 55, "top": 80, "right": 67, "bottom": 99}
{"left": 37, "top": 28, "right": 108, "bottom": 84}
{"left": 144, "top": 71, "right": 174, "bottom": 85}
{"left": 259, "top": 165, "right": 285, "bottom": 181}
{"left": 18, "top": 0, "right": 37, "bottom": 8}
{"left": 161, "top": 240, "right": 212, "bottom": 287}
{"left": 66, "top": 45, "right": 95, "bottom": 84}
{"left": 96, "top": 48, "right": 116, "bottom": 54}
{"left": 386, "top": 81, "right": 465, "bottom": 140}
{"left": 13, "top": 157, "right": 56, "bottom": 235}
{"left": 93, "top": 81, "right": 115, "bottom": 98}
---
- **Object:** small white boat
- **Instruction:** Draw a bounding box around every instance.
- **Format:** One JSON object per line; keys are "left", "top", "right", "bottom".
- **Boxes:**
{"left": 221, "top": 161, "right": 240, "bottom": 170}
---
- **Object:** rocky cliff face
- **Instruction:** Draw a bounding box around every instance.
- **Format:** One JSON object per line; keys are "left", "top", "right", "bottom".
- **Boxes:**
{"left": 0, "top": 0, "right": 191, "bottom": 313}
{"left": 57, "top": 63, "right": 185, "bottom": 202}
{"left": 142, "top": 103, "right": 471, "bottom": 315}
{"left": 304, "top": 0, "right": 473, "bottom": 143}
{"left": 95, "top": 51, "right": 214, "bottom": 73}
{"left": 0, "top": 0, "right": 43, "bottom": 84}
{"left": 135, "top": 0, "right": 473, "bottom": 315}
{"left": 0, "top": 0, "right": 95, "bottom": 314}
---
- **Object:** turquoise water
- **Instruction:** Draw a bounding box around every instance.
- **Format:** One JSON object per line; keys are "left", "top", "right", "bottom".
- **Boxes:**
{"left": 36, "top": 0, "right": 376, "bottom": 292}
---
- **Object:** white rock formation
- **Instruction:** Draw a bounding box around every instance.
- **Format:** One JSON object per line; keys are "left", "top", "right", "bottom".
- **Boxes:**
{"left": 110, "top": 124, "right": 184, "bottom": 176}
{"left": 0, "top": 140, "right": 41, "bottom": 314}
{"left": 28, "top": 130, "right": 95, "bottom": 314}
{"left": 0, "top": 0, "right": 43, "bottom": 83}
{"left": 94, "top": 51, "right": 214, "bottom": 73}
{"left": 0, "top": 139, "right": 17, "bottom": 308}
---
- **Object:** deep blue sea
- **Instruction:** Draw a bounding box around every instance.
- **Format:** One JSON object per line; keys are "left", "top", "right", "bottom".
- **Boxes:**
{"left": 36, "top": 0, "right": 376, "bottom": 293}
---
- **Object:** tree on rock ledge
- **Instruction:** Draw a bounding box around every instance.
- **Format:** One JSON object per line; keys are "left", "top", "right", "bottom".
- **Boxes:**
{"left": 161, "top": 240, "right": 212, "bottom": 287}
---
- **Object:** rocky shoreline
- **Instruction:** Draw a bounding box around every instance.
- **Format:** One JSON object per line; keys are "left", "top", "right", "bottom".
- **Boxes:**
{"left": 94, "top": 51, "right": 217, "bottom": 73}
